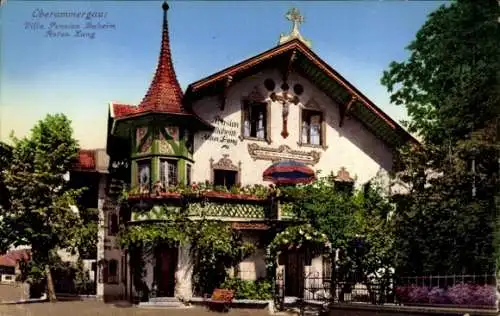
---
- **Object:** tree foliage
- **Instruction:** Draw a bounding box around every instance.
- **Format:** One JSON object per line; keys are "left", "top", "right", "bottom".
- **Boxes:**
{"left": 381, "top": 0, "right": 500, "bottom": 275}
{"left": 0, "top": 114, "right": 83, "bottom": 300}
{"left": 68, "top": 208, "right": 98, "bottom": 259}
{"left": 277, "top": 175, "right": 396, "bottom": 288}
{"left": 381, "top": 0, "right": 500, "bottom": 144}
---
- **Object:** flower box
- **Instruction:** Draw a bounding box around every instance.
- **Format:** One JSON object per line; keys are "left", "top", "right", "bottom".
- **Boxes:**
{"left": 127, "top": 190, "right": 265, "bottom": 202}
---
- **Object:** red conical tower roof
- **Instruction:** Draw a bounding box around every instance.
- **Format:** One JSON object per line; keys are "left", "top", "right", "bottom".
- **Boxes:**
{"left": 138, "top": 1, "right": 184, "bottom": 113}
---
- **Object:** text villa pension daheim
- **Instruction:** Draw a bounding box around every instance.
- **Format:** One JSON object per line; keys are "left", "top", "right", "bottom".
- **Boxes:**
{"left": 26, "top": 9, "right": 116, "bottom": 39}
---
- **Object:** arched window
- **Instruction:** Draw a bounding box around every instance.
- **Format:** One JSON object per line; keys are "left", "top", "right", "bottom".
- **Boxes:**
{"left": 108, "top": 259, "right": 118, "bottom": 284}
{"left": 108, "top": 213, "right": 119, "bottom": 236}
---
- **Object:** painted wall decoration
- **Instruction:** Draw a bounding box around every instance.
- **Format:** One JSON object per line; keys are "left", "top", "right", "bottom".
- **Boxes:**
{"left": 165, "top": 126, "right": 179, "bottom": 141}
{"left": 136, "top": 127, "right": 147, "bottom": 147}
{"left": 141, "top": 135, "right": 153, "bottom": 153}
{"left": 202, "top": 115, "right": 240, "bottom": 148}
{"left": 136, "top": 127, "right": 152, "bottom": 153}
{"left": 158, "top": 128, "right": 174, "bottom": 154}
{"left": 247, "top": 143, "right": 321, "bottom": 165}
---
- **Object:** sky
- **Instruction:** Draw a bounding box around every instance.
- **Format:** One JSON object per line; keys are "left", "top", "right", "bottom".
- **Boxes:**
{"left": 0, "top": 0, "right": 448, "bottom": 149}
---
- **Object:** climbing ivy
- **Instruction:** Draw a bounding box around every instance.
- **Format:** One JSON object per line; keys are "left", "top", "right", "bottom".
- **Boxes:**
{"left": 117, "top": 208, "right": 255, "bottom": 297}
{"left": 266, "top": 223, "right": 331, "bottom": 278}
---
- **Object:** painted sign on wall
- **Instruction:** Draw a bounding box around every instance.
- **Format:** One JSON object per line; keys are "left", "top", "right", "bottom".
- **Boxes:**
{"left": 202, "top": 116, "right": 240, "bottom": 148}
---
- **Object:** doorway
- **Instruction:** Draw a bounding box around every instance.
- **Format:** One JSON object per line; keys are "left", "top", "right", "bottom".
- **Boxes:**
{"left": 285, "top": 250, "right": 305, "bottom": 297}
{"left": 155, "top": 246, "right": 178, "bottom": 297}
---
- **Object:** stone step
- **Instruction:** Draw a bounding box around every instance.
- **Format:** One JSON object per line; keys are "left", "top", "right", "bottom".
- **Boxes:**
{"left": 149, "top": 297, "right": 181, "bottom": 303}
{"left": 138, "top": 299, "right": 187, "bottom": 309}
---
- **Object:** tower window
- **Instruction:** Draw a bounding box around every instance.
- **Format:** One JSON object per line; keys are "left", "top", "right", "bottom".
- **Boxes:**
{"left": 137, "top": 160, "right": 151, "bottom": 191}
{"left": 160, "top": 159, "right": 178, "bottom": 188}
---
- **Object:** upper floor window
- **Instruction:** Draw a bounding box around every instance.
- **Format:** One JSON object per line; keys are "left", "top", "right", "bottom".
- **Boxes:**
{"left": 242, "top": 101, "right": 267, "bottom": 140}
{"left": 137, "top": 160, "right": 151, "bottom": 191}
{"left": 301, "top": 110, "right": 323, "bottom": 146}
{"left": 160, "top": 159, "right": 178, "bottom": 188}
{"left": 213, "top": 170, "right": 237, "bottom": 189}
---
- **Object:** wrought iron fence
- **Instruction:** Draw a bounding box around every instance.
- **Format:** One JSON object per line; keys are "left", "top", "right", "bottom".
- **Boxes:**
{"left": 303, "top": 272, "right": 394, "bottom": 305}
{"left": 396, "top": 274, "right": 496, "bottom": 289}
{"left": 274, "top": 271, "right": 497, "bottom": 309}
{"left": 274, "top": 270, "right": 395, "bottom": 308}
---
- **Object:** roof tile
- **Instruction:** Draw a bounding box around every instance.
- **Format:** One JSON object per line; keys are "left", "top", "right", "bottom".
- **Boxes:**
{"left": 113, "top": 2, "right": 186, "bottom": 119}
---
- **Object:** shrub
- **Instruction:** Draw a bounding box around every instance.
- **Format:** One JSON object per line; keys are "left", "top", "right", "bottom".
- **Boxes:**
{"left": 408, "top": 285, "right": 429, "bottom": 303}
{"left": 394, "top": 285, "right": 411, "bottom": 303}
{"left": 470, "top": 285, "right": 496, "bottom": 307}
{"left": 428, "top": 287, "right": 449, "bottom": 304}
{"left": 446, "top": 283, "right": 474, "bottom": 305}
{"left": 220, "top": 277, "right": 272, "bottom": 300}
{"left": 396, "top": 283, "right": 496, "bottom": 307}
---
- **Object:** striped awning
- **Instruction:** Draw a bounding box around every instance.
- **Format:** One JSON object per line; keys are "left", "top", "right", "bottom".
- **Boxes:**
{"left": 263, "top": 160, "right": 316, "bottom": 185}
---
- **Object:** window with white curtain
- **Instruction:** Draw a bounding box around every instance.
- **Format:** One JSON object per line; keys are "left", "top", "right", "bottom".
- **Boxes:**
{"left": 301, "top": 110, "right": 323, "bottom": 146}
{"left": 160, "top": 159, "right": 178, "bottom": 188}
{"left": 242, "top": 101, "right": 267, "bottom": 140}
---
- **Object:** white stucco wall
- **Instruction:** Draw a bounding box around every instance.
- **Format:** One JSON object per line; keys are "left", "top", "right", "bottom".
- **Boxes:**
{"left": 191, "top": 68, "right": 393, "bottom": 187}
{"left": 238, "top": 234, "right": 267, "bottom": 281}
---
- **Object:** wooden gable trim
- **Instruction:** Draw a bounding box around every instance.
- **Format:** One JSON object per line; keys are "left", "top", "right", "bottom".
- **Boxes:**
{"left": 189, "top": 40, "right": 299, "bottom": 92}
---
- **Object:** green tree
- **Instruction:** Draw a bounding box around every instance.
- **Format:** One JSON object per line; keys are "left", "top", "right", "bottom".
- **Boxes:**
{"left": 280, "top": 176, "right": 357, "bottom": 252}
{"left": 68, "top": 208, "right": 98, "bottom": 260}
{"left": 0, "top": 114, "right": 82, "bottom": 301}
{"left": 381, "top": 0, "right": 500, "bottom": 275}
{"left": 0, "top": 142, "right": 13, "bottom": 252}
{"left": 381, "top": 0, "right": 500, "bottom": 144}
{"left": 340, "top": 180, "right": 395, "bottom": 303}
{"left": 279, "top": 175, "right": 396, "bottom": 302}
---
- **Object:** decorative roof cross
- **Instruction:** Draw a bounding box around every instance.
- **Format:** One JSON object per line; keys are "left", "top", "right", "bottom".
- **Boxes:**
{"left": 286, "top": 8, "right": 304, "bottom": 36}
{"left": 279, "top": 7, "right": 312, "bottom": 48}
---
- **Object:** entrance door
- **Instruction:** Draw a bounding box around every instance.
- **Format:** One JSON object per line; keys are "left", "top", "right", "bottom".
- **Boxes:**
{"left": 156, "top": 247, "right": 178, "bottom": 297}
{"left": 285, "top": 250, "right": 305, "bottom": 297}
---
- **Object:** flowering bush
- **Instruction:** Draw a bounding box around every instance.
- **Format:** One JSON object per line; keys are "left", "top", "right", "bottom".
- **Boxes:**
{"left": 471, "top": 284, "right": 497, "bottom": 306}
{"left": 395, "top": 283, "right": 496, "bottom": 307}
{"left": 408, "top": 285, "right": 429, "bottom": 303}
{"left": 446, "top": 283, "right": 474, "bottom": 305}
{"left": 428, "top": 287, "right": 449, "bottom": 304}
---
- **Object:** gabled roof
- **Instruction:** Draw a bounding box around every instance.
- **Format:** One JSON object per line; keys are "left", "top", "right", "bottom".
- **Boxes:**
{"left": 185, "top": 38, "right": 419, "bottom": 148}
{"left": 74, "top": 150, "right": 96, "bottom": 170}
{"left": 0, "top": 249, "right": 30, "bottom": 267}
{"left": 110, "top": 2, "right": 188, "bottom": 119}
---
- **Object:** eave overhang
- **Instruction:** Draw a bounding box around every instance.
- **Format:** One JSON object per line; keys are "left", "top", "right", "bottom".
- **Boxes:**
{"left": 108, "top": 102, "right": 214, "bottom": 138}
{"left": 184, "top": 38, "right": 419, "bottom": 148}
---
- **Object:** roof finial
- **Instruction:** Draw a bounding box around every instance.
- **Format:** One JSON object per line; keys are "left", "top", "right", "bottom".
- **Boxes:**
{"left": 279, "top": 8, "right": 312, "bottom": 48}
{"left": 162, "top": 1, "right": 169, "bottom": 11}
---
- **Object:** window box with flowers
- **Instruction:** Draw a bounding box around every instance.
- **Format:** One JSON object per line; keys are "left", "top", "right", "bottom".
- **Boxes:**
{"left": 126, "top": 182, "right": 273, "bottom": 203}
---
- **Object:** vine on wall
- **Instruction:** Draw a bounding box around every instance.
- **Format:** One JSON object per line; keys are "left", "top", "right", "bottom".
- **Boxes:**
{"left": 117, "top": 208, "right": 255, "bottom": 297}
{"left": 265, "top": 223, "right": 331, "bottom": 279}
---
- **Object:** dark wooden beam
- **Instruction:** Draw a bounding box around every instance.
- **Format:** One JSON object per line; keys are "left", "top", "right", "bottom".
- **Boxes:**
{"left": 282, "top": 50, "right": 297, "bottom": 86}
{"left": 219, "top": 75, "right": 233, "bottom": 111}
{"left": 339, "top": 95, "right": 357, "bottom": 127}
